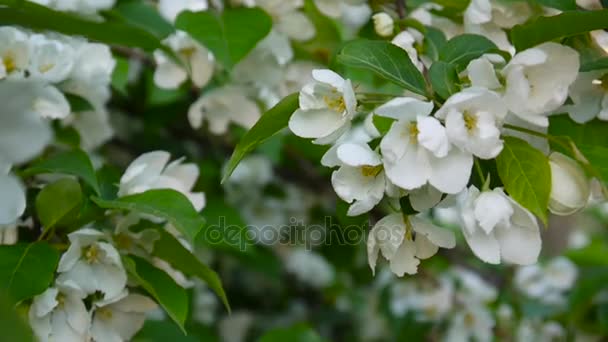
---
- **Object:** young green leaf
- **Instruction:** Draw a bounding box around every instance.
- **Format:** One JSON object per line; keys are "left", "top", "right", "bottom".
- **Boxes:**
{"left": 0, "top": 242, "right": 59, "bottom": 304}
{"left": 439, "top": 34, "right": 506, "bottom": 71}
{"left": 222, "top": 93, "right": 299, "bottom": 183}
{"left": 64, "top": 93, "right": 95, "bottom": 112}
{"left": 0, "top": 294, "right": 35, "bottom": 342}
{"left": 428, "top": 61, "right": 460, "bottom": 100}
{"left": 423, "top": 26, "right": 447, "bottom": 62}
{"left": 536, "top": 0, "right": 576, "bottom": 10}
{"left": 338, "top": 39, "right": 428, "bottom": 96}
{"left": 372, "top": 115, "right": 395, "bottom": 135}
{"left": 580, "top": 57, "right": 608, "bottom": 72}
{"left": 153, "top": 229, "right": 230, "bottom": 312}
{"left": 123, "top": 256, "right": 189, "bottom": 332}
{"left": 92, "top": 189, "right": 206, "bottom": 242}
{"left": 35, "top": 178, "right": 83, "bottom": 233}
{"left": 496, "top": 136, "right": 551, "bottom": 224}
{"left": 175, "top": 8, "right": 273, "bottom": 69}
{"left": 510, "top": 9, "right": 608, "bottom": 51}
{"left": 23, "top": 149, "right": 100, "bottom": 195}
{"left": 108, "top": 0, "right": 174, "bottom": 39}
{"left": 259, "top": 324, "right": 324, "bottom": 342}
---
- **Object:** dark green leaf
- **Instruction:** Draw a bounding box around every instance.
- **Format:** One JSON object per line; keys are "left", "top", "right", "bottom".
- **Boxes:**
{"left": 580, "top": 57, "right": 608, "bottom": 72}
{"left": 92, "top": 189, "right": 205, "bottom": 242}
{"left": 496, "top": 137, "right": 551, "bottom": 223}
{"left": 23, "top": 149, "right": 100, "bottom": 195}
{"left": 259, "top": 324, "right": 325, "bottom": 342}
{"left": 153, "top": 229, "right": 230, "bottom": 312}
{"left": 0, "top": 294, "right": 34, "bottom": 342}
{"left": 338, "top": 39, "right": 428, "bottom": 96}
{"left": 0, "top": 242, "right": 59, "bottom": 304}
{"left": 64, "top": 93, "right": 95, "bottom": 112}
{"left": 222, "top": 93, "right": 299, "bottom": 183}
{"left": 109, "top": 0, "right": 174, "bottom": 38}
{"left": 372, "top": 115, "right": 395, "bottom": 135}
{"left": 510, "top": 9, "right": 608, "bottom": 51}
{"left": 439, "top": 34, "right": 506, "bottom": 71}
{"left": 0, "top": 0, "right": 167, "bottom": 53}
{"left": 423, "top": 26, "right": 447, "bottom": 61}
{"left": 123, "top": 256, "right": 189, "bottom": 332}
{"left": 428, "top": 61, "right": 460, "bottom": 100}
{"left": 175, "top": 8, "right": 272, "bottom": 69}
{"left": 111, "top": 57, "right": 130, "bottom": 96}
{"left": 536, "top": 0, "right": 576, "bottom": 10}
{"left": 36, "top": 178, "right": 83, "bottom": 232}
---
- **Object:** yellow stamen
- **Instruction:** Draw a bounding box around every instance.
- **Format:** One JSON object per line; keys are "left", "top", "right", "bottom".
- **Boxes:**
{"left": 361, "top": 164, "right": 383, "bottom": 177}
{"left": 464, "top": 312, "right": 475, "bottom": 327}
{"left": 56, "top": 293, "right": 66, "bottom": 308}
{"left": 115, "top": 233, "right": 132, "bottom": 250}
{"left": 406, "top": 122, "right": 419, "bottom": 144}
{"left": 179, "top": 47, "right": 196, "bottom": 58}
{"left": 38, "top": 64, "right": 54, "bottom": 73}
{"left": 83, "top": 244, "right": 102, "bottom": 264}
{"left": 3, "top": 54, "right": 16, "bottom": 73}
{"left": 463, "top": 111, "right": 477, "bottom": 133}
{"left": 323, "top": 93, "right": 346, "bottom": 113}
{"left": 96, "top": 307, "right": 113, "bottom": 320}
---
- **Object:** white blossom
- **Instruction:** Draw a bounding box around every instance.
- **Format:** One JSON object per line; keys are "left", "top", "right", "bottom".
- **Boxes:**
{"left": 549, "top": 152, "right": 590, "bottom": 215}
{"left": 90, "top": 293, "right": 157, "bottom": 342}
{"left": 0, "top": 27, "right": 30, "bottom": 79}
{"left": 372, "top": 12, "right": 394, "bottom": 37}
{"left": 562, "top": 71, "right": 608, "bottom": 123}
{"left": 285, "top": 249, "right": 335, "bottom": 288}
{"left": 158, "top": 0, "right": 208, "bottom": 23}
{"left": 514, "top": 257, "right": 578, "bottom": 305}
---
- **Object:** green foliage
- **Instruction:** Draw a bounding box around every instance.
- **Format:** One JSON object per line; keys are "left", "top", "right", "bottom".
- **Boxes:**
{"left": 511, "top": 9, "right": 608, "bottom": 51}
{"left": 23, "top": 149, "right": 100, "bottom": 195}
{"left": 338, "top": 39, "right": 428, "bottom": 96}
{"left": 108, "top": 0, "right": 174, "bottom": 39}
{"left": 536, "top": 0, "right": 577, "bottom": 10}
{"left": 372, "top": 115, "right": 395, "bottom": 135}
{"left": 153, "top": 228, "right": 230, "bottom": 311}
{"left": 439, "top": 34, "right": 506, "bottom": 71}
{"left": 0, "top": 242, "right": 59, "bottom": 304}
{"left": 496, "top": 136, "right": 551, "bottom": 223}
{"left": 64, "top": 93, "right": 95, "bottom": 112}
{"left": 259, "top": 324, "right": 325, "bottom": 342}
{"left": 580, "top": 57, "right": 608, "bottom": 72}
{"left": 423, "top": 26, "right": 447, "bottom": 62}
{"left": 222, "top": 93, "right": 299, "bottom": 183}
{"left": 0, "top": 294, "right": 34, "bottom": 342}
{"left": 92, "top": 189, "right": 206, "bottom": 242}
{"left": 35, "top": 178, "right": 83, "bottom": 233}
{"left": 123, "top": 255, "right": 189, "bottom": 332}
{"left": 175, "top": 8, "right": 273, "bottom": 69}
{"left": 428, "top": 61, "right": 460, "bottom": 100}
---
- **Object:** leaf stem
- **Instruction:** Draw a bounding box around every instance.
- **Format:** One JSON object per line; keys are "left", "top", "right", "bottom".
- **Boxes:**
{"left": 474, "top": 158, "right": 486, "bottom": 186}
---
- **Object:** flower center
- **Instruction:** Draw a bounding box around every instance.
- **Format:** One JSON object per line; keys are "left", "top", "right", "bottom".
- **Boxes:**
{"left": 97, "top": 307, "right": 113, "bottom": 320}
{"left": 593, "top": 73, "right": 608, "bottom": 91}
{"left": 464, "top": 312, "right": 475, "bottom": 327}
{"left": 56, "top": 293, "right": 66, "bottom": 308}
{"left": 323, "top": 89, "right": 346, "bottom": 113}
{"left": 115, "top": 233, "right": 132, "bottom": 250}
{"left": 463, "top": 111, "right": 477, "bottom": 133}
{"left": 406, "top": 122, "right": 419, "bottom": 144}
{"left": 360, "top": 164, "right": 383, "bottom": 177}
{"left": 3, "top": 54, "right": 16, "bottom": 73}
{"left": 83, "top": 244, "right": 103, "bottom": 264}
{"left": 179, "top": 47, "right": 196, "bottom": 58}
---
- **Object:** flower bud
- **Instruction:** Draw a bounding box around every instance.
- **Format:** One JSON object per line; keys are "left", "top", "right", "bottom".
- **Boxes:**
{"left": 372, "top": 12, "right": 394, "bottom": 37}
{"left": 548, "top": 152, "right": 590, "bottom": 215}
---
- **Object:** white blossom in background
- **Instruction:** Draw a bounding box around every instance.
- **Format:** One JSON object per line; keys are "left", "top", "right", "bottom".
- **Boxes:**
{"left": 90, "top": 294, "right": 158, "bottom": 342}
{"left": 329, "top": 143, "right": 385, "bottom": 216}
{"left": 391, "top": 30, "right": 424, "bottom": 71}
{"left": 56, "top": 229, "right": 127, "bottom": 301}
{"left": 514, "top": 257, "right": 578, "bottom": 305}
{"left": 390, "top": 277, "right": 454, "bottom": 321}
{"left": 28, "top": 33, "right": 75, "bottom": 83}
{"left": 459, "top": 186, "right": 541, "bottom": 265}
{"left": 33, "top": 0, "right": 116, "bottom": 14}
{"left": 376, "top": 97, "right": 473, "bottom": 194}
{"left": 465, "top": 54, "right": 505, "bottom": 90}
{"left": 286, "top": 249, "right": 335, "bottom": 288}
{"left": 409, "top": 3, "right": 463, "bottom": 39}
{"left": 256, "top": 0, "right": 315, "bottom": 43}
{"left": 158, "top": 0, "right": 208, "bottom": 23}
{"left": 188, "top": 85, "right": 260, "bottom": 134}
{"left": 435, "top": 87, "right": 507, "bottom": 159}
{"left": 154, "top": 31, "right": 214, "bottom": 89}
{"left": 29, "top": 284, "right": 90, "bottom": 342}
{"left": 548, "top": 152, "right": 590, "bottom": 215}
{"left": 367, "top": 213, "right": 455, "bottom": 276}
{"left": 119, "top": 150, "right": 206, "bottom": 211}
{"left": 289, "top": 69, "right": 357, "bottom": 144}
{"left": 562, "top": 71, "right": 608, "bottom": 122}
{"left": 501, "top": 42, "right": 579, "bottom": 127}
{"left": 516, "top": 320, "right": 566, "bottom": 342}
{"left": 372, "top": 12, "right": 394, "bottom": 37}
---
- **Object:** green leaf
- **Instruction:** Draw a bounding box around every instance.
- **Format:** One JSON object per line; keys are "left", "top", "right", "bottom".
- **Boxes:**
{"left": 496, "top": 136, "right": 551, "bottom": 223}
{"left": 23, "top": 149, "right": 100, "bottom": 195}
{"left": 35, "top": 178, "right": 83, "bottom": 232}
{"left": 372, "top": 115, "right": 395, "bottom": 135}
{"left": 0, "top": 294, "right": 34, "bottom": 342}
{"left": 259, "top": 324, "right": 325, "bottom": 342}
{"left": 123, "top": 256, "right": 188, "bottom": 332}
{"left": 536, "top": 0, "right": 576, "bottom": 10}
{"left": 428, "top": 61, "right": 460, "bottom": 100}
{"left": 222, "top": 93, "right": 299, "bottom": 183}
{"left": 439, "top": 34, "right": 506, "bottom": 71}
{"left": 580, "top": 57, "right": 608, "bottom": 72}
{"left": 111, "top": 57, "right": 130, "bottom": 96}
{"left": 64, "top": 93, "right": 95, "bottom": 112}
{"left": 108, "top": 0, "right": 174, "bottom": 39}
{"left": 92, "top": 189, "right": 205, "bottom": 242}
{"left": 423, "top": 26, "right": 447, "bottom": 62}
{"left": 175, "top": 8, "right": 272, "bottom": 69}
{"left": 338, "top": 39, "right": 428, "bottom": 96}
{"left": 153, "top": 229, "right": 230, "bottom": 312}
{"left": 293, "top": 0, "right": 340, "bottom": 64}
{"left": 0, "top": 0, "right": 168, "bottom": 53}
{"left": 0, "top": 242, "right": 59, "bottom": 304}
{"left": 510, "top": 9, "right": 608, "bottom": 51}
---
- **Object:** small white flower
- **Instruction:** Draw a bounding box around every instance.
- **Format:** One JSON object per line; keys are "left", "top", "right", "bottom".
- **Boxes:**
{"left": 459, "top": 186, "right": 541, "bottom": 265}
{"left": 119, "top": 150, "right": 206, "bottom": 211}
{"left": 285, "top": 249, "right": 335, "bottom": 288}
{"left": 376, "top": 97, "right": 473, "bottom": 194}
{"left": 465, "top": 54, "right": 505, "bottom": 91}
{"left": 52, "top": 0, "right": 116, "bottom": 14}
{"left": 289, "top": 69, "right": 357, "bottom": 144}
{"left": 391, "top": 30, "right": 424, "bottom": 71}
{"left": 562, "top": 71, "right": 608, "bottom": 123}
{"left": 445, "top": 302, "right": 495, "bottom": 342}
{"left": 514, "top": 257, "right": 577, "bottom": 305}
{"left": 548, "top": 152, "right": 590, "bottom": 216}
{"left": 154, "top": 31, "right": 213, "bottom": 89}
{"left": 502, "top": 42, "right": 579, "bottom": 127}
{"left": 372, "top": 12, "right": 394, "bottom": 37}
{"left": 158, "top": 0, "right": 208, "bottom": 23}
{"left": 28, "top": 34, "right": 74, "bottom": 83}
{"left": 330, "top": 143, "right": 385, "bottom": 216}
{"left": 90, "top": 293, "right": 157, "bottom": 342}
{"left": 367, "top": 213, "right": 455, "bottom": 276}
{"left": 33, "top": 85, "right": 71, "bottom": 119}
{"left": 435, "top": 87, "right": 506, "bottom": 159}
{"left": 0, "top": 173, "right": 26, "bottom": 225}
{"left": 257, "top": 0, "right": 315, "bottom": 42}
{"left": 56, "top": 228, "right": 127, "bottom": 301}
{"left": 0, "top": 27, "right": 30, "bottom": 80}
{"left": 516, "top": 319, "right": 566, "bottom": 342}
{"left": 188, "top": 85, "right": 260, "bottom": 134}
{"left": 390, "top": 276, "right": 453, "bottom": 320}
{"left": 29, "top": 284, "right": 90, "bottom": 342}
